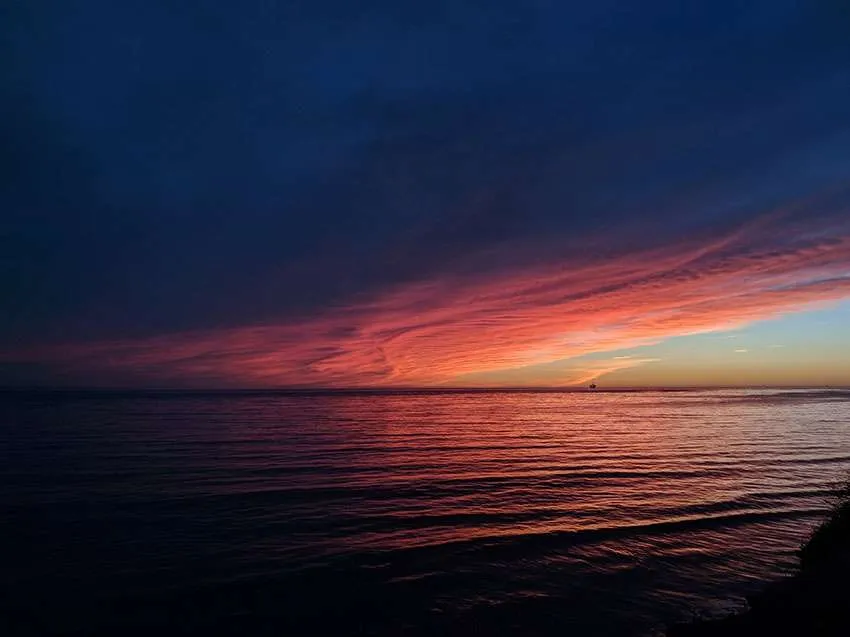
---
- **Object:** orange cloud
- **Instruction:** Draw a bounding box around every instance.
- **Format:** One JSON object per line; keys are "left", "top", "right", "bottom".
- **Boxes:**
{"left": 5, "top": 209, "right": 850, "bottom": 387}
{"left": 551, "top": 358, "right": 662, "bottom": 386}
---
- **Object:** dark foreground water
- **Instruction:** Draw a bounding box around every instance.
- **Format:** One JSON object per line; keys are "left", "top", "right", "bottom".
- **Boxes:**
{"left": 2, "top": 389, "right": 849, "bottom": 636}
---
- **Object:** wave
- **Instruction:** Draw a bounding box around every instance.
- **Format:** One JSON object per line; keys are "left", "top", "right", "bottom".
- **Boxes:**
{"left": 347, "top": 507, "right": 828, "bottom": 568}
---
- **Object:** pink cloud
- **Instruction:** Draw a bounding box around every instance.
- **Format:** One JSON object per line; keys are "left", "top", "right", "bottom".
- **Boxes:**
{"left": 5, "top": 209, "right": 850, "bottom": 387}
{"left": 544, "top": 358, "right": 662, "bottom": 387}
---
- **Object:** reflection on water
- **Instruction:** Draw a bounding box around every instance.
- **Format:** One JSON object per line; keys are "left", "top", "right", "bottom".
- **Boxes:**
{"left": 1, "top": 389, "right": 849, "bottom": 636}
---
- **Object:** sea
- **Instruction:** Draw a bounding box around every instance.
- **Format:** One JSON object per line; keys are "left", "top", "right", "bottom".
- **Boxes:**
{"left": 1, "top": 388, "right": 849, "bottom": 636}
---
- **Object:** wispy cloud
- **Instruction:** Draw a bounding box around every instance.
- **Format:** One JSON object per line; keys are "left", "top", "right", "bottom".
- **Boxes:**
{"left": 559, "top": 358, "right": 662, "bottom": 386}
{"left": 4, "top": 206, "right": 850, "bottom": 387}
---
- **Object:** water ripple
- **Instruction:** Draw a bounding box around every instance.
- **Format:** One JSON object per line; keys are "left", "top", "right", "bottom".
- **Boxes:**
{"left": 1, "top": 388, "right": 848, "bottom": 636}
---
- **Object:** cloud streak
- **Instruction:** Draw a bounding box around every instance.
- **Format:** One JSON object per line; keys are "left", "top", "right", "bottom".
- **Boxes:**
{"left": 6, "top": 204, "right": 850, "bottom": 387}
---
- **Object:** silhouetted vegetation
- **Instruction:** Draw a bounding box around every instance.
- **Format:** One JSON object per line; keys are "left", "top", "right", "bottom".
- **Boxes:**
{"left": 669, "top": 474, "right": 850, "bottom": 636}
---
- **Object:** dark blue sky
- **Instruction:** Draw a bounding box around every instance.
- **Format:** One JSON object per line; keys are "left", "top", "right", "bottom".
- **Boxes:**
{"left": 3, "top": 1, "right": 850, "bottom": 386}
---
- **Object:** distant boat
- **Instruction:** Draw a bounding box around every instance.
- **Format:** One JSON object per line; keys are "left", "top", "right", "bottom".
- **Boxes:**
{"left": 588, "top": 383, "right": 597, "bottom": 390}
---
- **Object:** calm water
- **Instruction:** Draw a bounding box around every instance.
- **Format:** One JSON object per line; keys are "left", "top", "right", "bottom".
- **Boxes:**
{"left": 2, "top": 389, "right": 849, "bottom": 636}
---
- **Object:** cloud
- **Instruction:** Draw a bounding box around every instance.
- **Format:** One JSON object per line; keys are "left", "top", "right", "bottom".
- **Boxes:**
{"left": 554, "top": 358, "right": 662, "bottom": 386}
{"left": 5, "top": 203, "right": 850, "bottom": 387}
{"left": 734, "top": 349, "right": 749, "bottom": 353}
{"left": 3, "top": 2, "right": 850, "bottom": 387}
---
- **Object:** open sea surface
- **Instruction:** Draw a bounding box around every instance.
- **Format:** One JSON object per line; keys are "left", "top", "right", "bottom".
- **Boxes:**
{"left": 2, "top": 388, "right": 849, "bottom": 636}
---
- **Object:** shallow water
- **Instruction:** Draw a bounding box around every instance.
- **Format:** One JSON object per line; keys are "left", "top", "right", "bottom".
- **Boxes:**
{"left": 2, "top": 389, "right": 848, "bottom": 636}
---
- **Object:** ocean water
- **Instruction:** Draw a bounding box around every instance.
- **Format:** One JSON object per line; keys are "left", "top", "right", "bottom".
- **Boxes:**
{"left": 1, "top": 389, "right": 849, "bottom": 636}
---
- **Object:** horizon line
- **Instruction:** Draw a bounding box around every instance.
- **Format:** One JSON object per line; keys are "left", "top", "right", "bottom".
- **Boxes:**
{"left": 2, "top": 384, "right": 849, "bottom": 394}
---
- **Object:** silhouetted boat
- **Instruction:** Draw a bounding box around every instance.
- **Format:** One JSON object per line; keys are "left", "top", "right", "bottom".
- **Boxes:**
{"left": 588, "top": 383, "right": 597, "bottom": 390}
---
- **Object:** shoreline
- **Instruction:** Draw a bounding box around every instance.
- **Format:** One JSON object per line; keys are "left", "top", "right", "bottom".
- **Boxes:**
{"left": 668, "top": 478, "right": 850, "bottom": 636}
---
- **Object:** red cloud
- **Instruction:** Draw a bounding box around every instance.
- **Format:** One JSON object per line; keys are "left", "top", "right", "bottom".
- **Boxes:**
{"left": 6, "top": 211, "right": 850, "bottom": 387}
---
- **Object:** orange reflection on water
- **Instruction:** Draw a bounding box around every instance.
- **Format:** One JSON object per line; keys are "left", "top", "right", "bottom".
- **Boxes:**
{"left": 236, "top": 389, "right": 845, "bottom": 555}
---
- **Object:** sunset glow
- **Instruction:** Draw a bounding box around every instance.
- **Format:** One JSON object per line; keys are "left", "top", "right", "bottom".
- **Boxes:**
{"left": 7, "top": 202, "right": 850, "bottom": 388}
{"left": 6, "top": 4, "right": 850, "bottom": 636}
{"left": 3, "top": 0, "right": 850, "bottom": 389}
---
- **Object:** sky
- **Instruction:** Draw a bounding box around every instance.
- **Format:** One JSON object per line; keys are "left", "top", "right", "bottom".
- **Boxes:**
{"left": 2, "top": 0, "right": 850, "bottom": 388}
